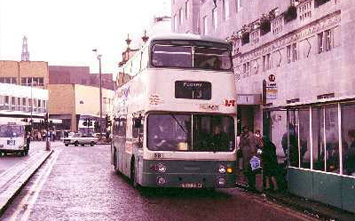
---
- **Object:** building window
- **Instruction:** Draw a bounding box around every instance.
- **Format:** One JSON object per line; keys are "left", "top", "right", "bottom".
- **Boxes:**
{"left": 314, "top": 0, "right": 331, "bottom": 8}
{"left": 43, "top": 100, "right": 47, "bottom": 112}
{"left": 311, "top": 106, "right": 340, "bottom": 173}
{"left": 185, "top": 1, "right": 189, "bottom": 19}
{"left": 324, "top": 29, "right": 332, "bottom": 52}
{"left": 292, "top": 43, "right": 298, "bottom": 62}
{"left": 287, "top": 43, "right": 297, "bottom": 63}
{"left": 318, "top": 32, "right": 323, "bottom": 53}
{"left": 223, "top": 0, "right": 230, "bottom": 21}
{"left": 21, "top": 77, "right": 44, "bottom": 86}
{"left": 174, "top": 15, "right": 177, "bottom": 32}
{"left": 11, "top": 97, "right": 15, "bottom": 110}
{"left": 0, "top": 77, "right": 16, "bottom": 84}
{"left": 212, "top": 8, "right": 217, "bottom": 30}
{"left": 250, "top": 30, "right": 260, "bottom": 45}
{"left": 17, "top": 98, "right": 21, "bottom": 111}
{"left": 318, "top": 29, "right": 333, "bottom": 54}
{"left": 23, "top": 98, "right": 27, "bottom": 111}
{"left": 341, "top": 103, "right": 355, "bottom": 176}
{"left": 299, "top": 1, "right": 312, "bottom": 21}
{"left": 272, "top": 16, "right": 283, "bottom": 35}
{"left": 262, "top": 54, "right": 271, "bottom": 71}
{"left": 299, "top": 109, "right": 311, "bottom": 169}
{"left": 179, "top": 8, "right": 183, "bottom": 25}
{"left": 235, "top": 0, "right": 242, "bottom": 12}
{"left": 203, "top": 16, "right": 208, "bottom": 35}
{"left": 243, "top": 62, "right": 250, "bottom": 76}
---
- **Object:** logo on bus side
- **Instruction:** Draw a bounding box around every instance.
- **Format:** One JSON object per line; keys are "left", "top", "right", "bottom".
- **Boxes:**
{"left": 224, "top": 99, "right": 236, "bottom": 107}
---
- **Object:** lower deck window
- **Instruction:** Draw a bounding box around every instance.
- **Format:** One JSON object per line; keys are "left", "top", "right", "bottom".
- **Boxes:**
{"left": 147, "top": 113, "right": 235, "bottom": 152}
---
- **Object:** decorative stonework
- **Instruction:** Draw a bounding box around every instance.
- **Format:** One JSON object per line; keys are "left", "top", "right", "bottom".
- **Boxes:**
{"left": 236, "top": 11, "right": 340, "bottom": 64}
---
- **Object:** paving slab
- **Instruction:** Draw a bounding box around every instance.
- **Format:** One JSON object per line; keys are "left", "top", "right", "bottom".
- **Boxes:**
{"left": 0, "top": 150, "right": 53, "bottom": 215}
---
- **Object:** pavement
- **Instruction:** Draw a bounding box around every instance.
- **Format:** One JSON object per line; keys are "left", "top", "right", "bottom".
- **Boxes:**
{"left": 0, "top": 142, "right": 61, "bottom": 215}
{"left": 235, "top": 170, "right": 355, "bottom": 221}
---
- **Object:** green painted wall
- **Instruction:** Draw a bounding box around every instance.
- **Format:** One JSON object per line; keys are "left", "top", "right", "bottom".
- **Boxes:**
{"left": 287, "top": 168, "right": 355, "bottom": 213}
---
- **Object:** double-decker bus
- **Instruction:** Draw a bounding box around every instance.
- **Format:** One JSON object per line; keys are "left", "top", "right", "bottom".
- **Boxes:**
{"left": 111, "top": 34, "right": 237, "bottom": 188}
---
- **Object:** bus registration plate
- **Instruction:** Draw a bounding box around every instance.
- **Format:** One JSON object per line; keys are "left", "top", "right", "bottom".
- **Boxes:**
{"left": 181, "top": 183, "right": 203, "bottom": 188}
{"left": 7, "top": 140, "right": 15, "bottom": 146}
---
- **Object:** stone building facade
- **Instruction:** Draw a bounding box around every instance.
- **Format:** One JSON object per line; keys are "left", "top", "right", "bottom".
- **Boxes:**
{"left": 48, "top": 84, "right": 114, "bottom": 132}
{"left": 172, "top": 0, "right": 355, "bottom": 213}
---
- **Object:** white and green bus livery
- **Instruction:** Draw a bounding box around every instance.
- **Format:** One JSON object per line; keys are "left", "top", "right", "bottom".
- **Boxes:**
{"left": 0, "top": 118, "right": 29, "bottom": 156}
{"left": 111, "top": 34, "right": 237, "bottom": 188}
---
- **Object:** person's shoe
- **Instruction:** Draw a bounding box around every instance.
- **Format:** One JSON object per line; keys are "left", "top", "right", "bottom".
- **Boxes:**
{"left": 248, "top": 186, "right": 258, "bottom": 193}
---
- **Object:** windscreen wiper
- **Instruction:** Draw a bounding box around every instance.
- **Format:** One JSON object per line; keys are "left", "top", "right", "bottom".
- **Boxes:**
{"left": 170, "top": 114, "right": 188, "bottom": 135}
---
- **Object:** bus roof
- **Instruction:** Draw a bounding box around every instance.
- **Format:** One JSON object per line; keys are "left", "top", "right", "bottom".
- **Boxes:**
{"left": 148, "top": 33, "right": 229, "bottom": 45}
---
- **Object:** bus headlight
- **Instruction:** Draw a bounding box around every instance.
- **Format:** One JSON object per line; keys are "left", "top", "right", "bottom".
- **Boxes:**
{"left": 157, "top": 163, "right": 167, "bottom": 173}
{"left": 217, "top": 177, "right": 226, "bottom": 186}
{"left": 151, "top": 163, "right": 167, "bottom": 173}
{"left": 218, "top": 165, "right": 226, "bottom": 174}
{"left": 157, "top": 176, "right": 167, "bottom": 185}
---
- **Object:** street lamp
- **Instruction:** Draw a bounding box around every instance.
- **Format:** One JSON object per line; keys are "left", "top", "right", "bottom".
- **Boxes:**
{"left": 30, "top": 80, "right": 37, "bottom": 127}
{"left": 92, "top": 49, "right": 103, "bottom": 136}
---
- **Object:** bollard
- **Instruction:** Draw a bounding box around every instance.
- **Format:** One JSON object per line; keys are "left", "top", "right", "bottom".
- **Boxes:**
{"left": 46, "top": 139, "right": 51, "bottom": 151}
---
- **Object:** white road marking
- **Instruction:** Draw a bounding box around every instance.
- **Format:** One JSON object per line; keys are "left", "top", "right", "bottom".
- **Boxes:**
{"left": 8, "top": 149, "right": 61, "bottom": 221}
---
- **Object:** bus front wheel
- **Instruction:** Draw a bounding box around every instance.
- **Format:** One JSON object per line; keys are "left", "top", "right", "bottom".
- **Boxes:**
{"left": 113, "top": 149, "right": 118, "bottom": 172}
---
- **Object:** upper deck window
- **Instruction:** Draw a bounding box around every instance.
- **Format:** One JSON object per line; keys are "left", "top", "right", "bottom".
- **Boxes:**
{"left": 151, "top": 40, "right": 232, "bottom": 71}
{"left": 152, "top": 45, "right": 192, "bottom": 68}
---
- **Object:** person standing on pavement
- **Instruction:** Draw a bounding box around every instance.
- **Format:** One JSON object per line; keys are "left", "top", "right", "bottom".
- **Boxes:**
{"left": 260, "top": 136, "right": 279, "bottom": 191}
{"left": 239, "top": 126, "right": 257, "bottom": 190}
{"left": 345, "top": 129, "right": 355, "bottom": 176}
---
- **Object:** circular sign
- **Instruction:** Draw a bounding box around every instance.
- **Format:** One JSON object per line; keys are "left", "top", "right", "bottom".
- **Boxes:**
{"left": 268, "top": 74, "right": 276, "bottom": 82}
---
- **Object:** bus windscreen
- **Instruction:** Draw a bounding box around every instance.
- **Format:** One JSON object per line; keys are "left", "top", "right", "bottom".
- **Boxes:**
{"left": 0, "top": 125, "right": 25, "bottom": 138}
{"left": 147, "top": 114, "right": 235, "bottom": 152}
{"left": 151, "top": 41, "right": 232, "bottom": 71}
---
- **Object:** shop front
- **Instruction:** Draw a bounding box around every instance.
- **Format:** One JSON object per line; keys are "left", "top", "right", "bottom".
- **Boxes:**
{"left": 277, "top": 97, "right": 355, "bottom": 213}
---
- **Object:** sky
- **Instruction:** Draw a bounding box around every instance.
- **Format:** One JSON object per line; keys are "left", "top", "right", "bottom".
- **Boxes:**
{"left": 0, "top": 0, "right": 171, "bottom": 76}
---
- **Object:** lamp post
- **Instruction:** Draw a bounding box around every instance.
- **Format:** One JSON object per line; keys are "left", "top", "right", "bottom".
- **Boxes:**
{"left": 30, "top": 80, "right": 33, "bottom": 125}
{"left": 30, "top": 80, "right": 37, "bottom": 129}
{"left": 93, "top": 49, "right": 103, "bottom": 136}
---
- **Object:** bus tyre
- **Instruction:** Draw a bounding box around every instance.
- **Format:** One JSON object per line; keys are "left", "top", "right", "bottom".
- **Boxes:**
{"left": 113, "top": 149, "right": 118, "bottom": 172}
{"left": 130, "top": 159, "right": 138, "bottom": 188}
{"left": 65, "top": 144, "right": 69, "bottom": 146}
{"left": 90, "top": 141, "right": 95, "bottom": 146}
{"left": 74, "top": 141, "right": 79, "bottom": 146}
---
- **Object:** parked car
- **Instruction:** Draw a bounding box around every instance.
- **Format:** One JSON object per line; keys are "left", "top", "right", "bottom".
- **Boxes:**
{"left": 63, "top": 133, "right": 98, "bottom": 146}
